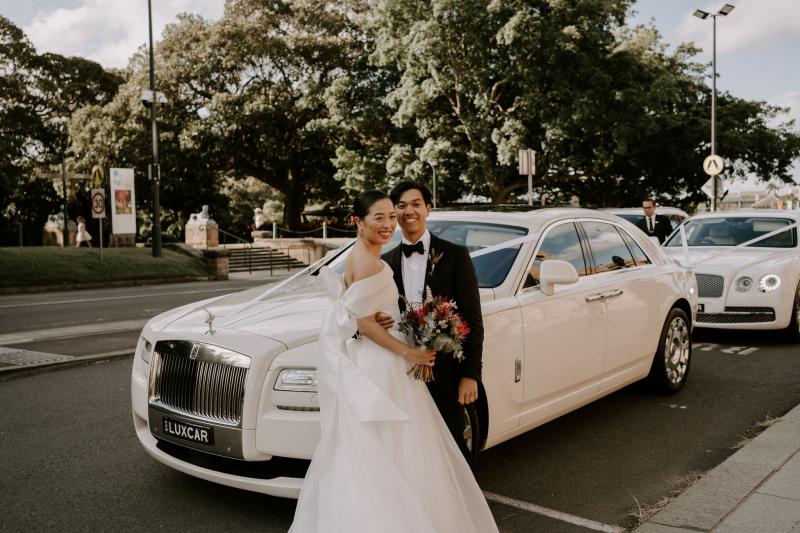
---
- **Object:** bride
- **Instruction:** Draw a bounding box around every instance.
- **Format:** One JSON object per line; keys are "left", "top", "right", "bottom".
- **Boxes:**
{"left": 289, "top": 190, "right": 498, "bottom": 532}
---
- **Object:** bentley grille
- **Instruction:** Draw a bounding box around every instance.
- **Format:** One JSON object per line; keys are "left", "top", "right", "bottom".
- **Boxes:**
{"left": 149, "top": 340, "right": 250, "bottom": 426}
{"left": 698, "top": 307, "right": 776, "bottom": 324}
{"left": 696, "top": 273, "right": 725, "bottom": 298}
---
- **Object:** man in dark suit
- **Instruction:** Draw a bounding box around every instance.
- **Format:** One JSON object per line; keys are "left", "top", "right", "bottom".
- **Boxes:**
{"left": 636, "top": 199, "right": 672, "bottom": 244}
{"left": 381, "top": 180, "right": 484, "bottom": 459}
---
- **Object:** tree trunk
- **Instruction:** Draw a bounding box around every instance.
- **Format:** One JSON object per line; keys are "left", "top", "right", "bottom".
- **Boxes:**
{"left": 282, "top": 168, "right": 305, "bottom": 231}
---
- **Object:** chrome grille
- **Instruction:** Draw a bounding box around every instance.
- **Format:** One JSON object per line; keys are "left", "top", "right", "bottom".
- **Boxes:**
{"left": 149, "top": 341, "right": 250, "bottom": 426}
{"left": 698, "top": 307, "right": 776, "bottom": 324}
{"left": 696, "top": 273, "right": 724, "bottom": 298}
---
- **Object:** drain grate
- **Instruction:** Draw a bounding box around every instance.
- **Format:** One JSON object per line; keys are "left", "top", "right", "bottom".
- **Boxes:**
{"left": 0, "top": 346, "right": 74, "bottom": 366}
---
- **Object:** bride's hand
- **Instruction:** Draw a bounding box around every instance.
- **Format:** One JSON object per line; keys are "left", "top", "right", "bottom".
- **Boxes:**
{"left": 404, "top": 346, "right": 436, "bottom": 366}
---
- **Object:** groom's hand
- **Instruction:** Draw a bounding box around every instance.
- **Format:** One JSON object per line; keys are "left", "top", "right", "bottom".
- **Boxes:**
{"left": 458, "top": 377, "right": 479, "bottom": 405}
{"left": 374, "top": 312, "right": 394, "bottom": 330}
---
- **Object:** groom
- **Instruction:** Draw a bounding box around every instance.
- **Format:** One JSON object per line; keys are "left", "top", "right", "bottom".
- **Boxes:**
{"left": 381, "top": 180, "right": 484, "bottom": 458}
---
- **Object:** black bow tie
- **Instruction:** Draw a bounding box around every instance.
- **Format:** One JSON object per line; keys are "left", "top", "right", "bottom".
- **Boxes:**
{"left": 401, "top": 241, "right": 425, "bottom": 257}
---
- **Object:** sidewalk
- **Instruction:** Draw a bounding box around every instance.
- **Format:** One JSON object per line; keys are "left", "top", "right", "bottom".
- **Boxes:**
{"left": 636, "top": 402, "right": 800, "bottom": 532}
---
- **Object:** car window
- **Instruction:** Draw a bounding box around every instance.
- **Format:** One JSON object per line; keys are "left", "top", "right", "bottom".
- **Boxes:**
{"left": 582, "top": 221, "right": 636, "bottom": 272}
{"left": 524, "top": 223, "right": 588, "bottom": 288}
{"left": 665, "top": 217, "right": 798, "bottom": 248}
{"left": 620, "top": 229, "right": 651, "bottom": 266}
{"left": 326, "top": 220, "right": 528, "bottom": 288}
{"left": 428, "top": 221, "right": 528, "bottom": 288}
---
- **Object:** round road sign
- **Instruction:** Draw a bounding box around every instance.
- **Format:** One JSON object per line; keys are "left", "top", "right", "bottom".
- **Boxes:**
{"left": 703, "top": 154, "right": 724, "bottom": 176}
{"left": 91, "top": 189, "right": 106, "bottom": 218}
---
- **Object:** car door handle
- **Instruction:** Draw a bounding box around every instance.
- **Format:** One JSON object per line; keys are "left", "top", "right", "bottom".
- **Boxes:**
{"left": 602, "top": 289, "right": 624, "bottom": 300}
{"left": 585, "top": 294, "right": 605, "bottom": 302}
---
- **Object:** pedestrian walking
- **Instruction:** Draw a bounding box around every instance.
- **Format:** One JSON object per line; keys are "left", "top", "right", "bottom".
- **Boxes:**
{"left": 76, "top": 216, "right": 93, "bottom": 248}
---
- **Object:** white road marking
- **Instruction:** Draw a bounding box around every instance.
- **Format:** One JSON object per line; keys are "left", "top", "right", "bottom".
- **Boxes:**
{"left": 483, "top": 491, "right": 625, "bottom": 533}
{"left": 0, "top": 287, "right": 238, "bottom": 309}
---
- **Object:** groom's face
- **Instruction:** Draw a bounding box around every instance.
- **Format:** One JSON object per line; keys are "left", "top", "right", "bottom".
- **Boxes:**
{"left": 396, "top": 188, "right": 431, "bottom": 242}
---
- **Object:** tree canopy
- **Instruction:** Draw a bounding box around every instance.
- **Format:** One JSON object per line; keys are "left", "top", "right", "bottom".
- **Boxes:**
{"left": 4, "top": 1, "right": 799, "bottom": 245}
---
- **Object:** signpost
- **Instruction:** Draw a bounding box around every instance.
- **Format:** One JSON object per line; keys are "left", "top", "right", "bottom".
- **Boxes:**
{"left": 518, "top": 149, "right": 536, "bottom": 206}
{"left": 702, "top": 155, "right": 725, "bottom": 211}
{"left": 91, "top": 188, "right": 106, "bottom": 262}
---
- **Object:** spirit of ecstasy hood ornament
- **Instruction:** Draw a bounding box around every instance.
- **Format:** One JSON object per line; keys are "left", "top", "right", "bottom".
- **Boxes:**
{"left": 203, "top": 309, "right": 216, "bottom": 336}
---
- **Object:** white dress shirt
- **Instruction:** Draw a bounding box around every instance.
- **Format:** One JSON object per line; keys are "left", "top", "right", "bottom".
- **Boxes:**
{"left": 402, "top": 230, "right": 431, "bottom": 306}
{"left": 647, "top": 216, "right": 655, "bottom": 232}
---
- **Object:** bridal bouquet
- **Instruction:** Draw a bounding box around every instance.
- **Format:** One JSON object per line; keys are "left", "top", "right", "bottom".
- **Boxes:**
{"left": 398, "top": 287, "right": 470, "bottom": 382}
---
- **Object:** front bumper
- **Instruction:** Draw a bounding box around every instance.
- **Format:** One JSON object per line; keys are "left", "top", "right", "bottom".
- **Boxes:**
{"left": 133, "top": 410, "right": 306, "bottom": 498}
{"left": 695, "top": 291, "right": 792, "bottom": 330}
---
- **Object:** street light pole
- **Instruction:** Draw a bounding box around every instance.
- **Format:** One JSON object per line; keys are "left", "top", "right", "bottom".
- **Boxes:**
{"left": 694, "top": 4, "right": 734, "bottom": 212}
{"left": 148, "top": 0, "right": 162, "bottom": 257}
{"left": 428, "top": 160, "right": 438, "bottom": 209}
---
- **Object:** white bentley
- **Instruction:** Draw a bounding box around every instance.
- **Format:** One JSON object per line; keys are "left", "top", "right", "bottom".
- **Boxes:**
{"left": 131, "top": 209, "right": 697, "bottom": 498}
{"left": 662, "top": 209, "right": 800, "bottom": 341}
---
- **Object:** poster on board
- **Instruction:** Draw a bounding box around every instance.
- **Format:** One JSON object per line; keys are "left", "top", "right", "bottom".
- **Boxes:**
{"left": 109, "top": 168, "right": 136, "bottom": 234}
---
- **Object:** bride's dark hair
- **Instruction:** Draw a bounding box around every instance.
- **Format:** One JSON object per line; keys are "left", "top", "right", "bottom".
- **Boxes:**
{"left": 352, "top": 190, "right": 390, "bottom": 219}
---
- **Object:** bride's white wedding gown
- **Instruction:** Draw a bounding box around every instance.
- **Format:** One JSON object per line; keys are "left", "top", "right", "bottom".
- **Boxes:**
{"left": 289, "top": 262, "right": 498, "bottom": 533}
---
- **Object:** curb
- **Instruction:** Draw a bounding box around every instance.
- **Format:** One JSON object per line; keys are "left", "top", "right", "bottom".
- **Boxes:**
{"left": 0, "top": 350, "right": 134, "bottom": 381}
{"left": 635, "top": 402, "right": 800, "bottom": 532}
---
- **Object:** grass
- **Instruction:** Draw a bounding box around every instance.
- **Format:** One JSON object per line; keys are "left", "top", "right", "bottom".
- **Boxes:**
{"left": 0, "top": 246, "right": 209, "bottom": 289}
{"left": 624, "top": 472, "right": 703, "bottom": 528}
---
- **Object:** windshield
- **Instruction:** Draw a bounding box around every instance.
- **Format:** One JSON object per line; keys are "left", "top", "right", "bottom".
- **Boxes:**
{"left": 318, "top": 220, "right": 529, "bottom": 288}
{"left": 664, "top": 217, "right": 797, "bottom": 248}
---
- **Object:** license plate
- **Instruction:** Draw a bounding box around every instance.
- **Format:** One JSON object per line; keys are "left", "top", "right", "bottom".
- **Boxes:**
{"left": 697, "top": 303, "right": 705, "bottom": 312}
{"left": 162, "top": 417, "right": 214, "bottom": 445}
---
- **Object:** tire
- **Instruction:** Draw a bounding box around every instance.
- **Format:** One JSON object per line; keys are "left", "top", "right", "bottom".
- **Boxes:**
{"left": 784, "top": 281, "right": 800, "bottom": 343}
{"left": 460, "top": 404, "right": 481, "bottom": 465}
{"left": 648, "top": 307, "right": 692, "bottom": 394}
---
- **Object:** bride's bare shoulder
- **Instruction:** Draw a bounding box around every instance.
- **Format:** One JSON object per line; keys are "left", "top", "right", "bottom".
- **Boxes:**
{"left": 344, "top": 246, "right": 383, "bottom": 287}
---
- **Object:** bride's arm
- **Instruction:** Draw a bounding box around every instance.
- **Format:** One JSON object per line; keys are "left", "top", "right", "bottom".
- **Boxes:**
{"left": 355, "top": 316, "right": 435, "bottom": 366}
{"left": 347, "top": 251, "right": 434, "bottom": 366}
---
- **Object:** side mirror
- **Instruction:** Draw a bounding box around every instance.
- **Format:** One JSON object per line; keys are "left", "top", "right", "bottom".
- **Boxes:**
{"left": 540, "top": 260, "right": 579, "bottom": 296}
{"left": 649, "top": 236, "right": 661, "bottom": 246}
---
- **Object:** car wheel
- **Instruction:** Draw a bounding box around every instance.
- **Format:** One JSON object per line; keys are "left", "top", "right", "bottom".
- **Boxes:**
{"left": 784, "top": 281, "right": 800, "bottom": 343}
{"left": 648, "top": 307, "right": 691, "bottom": 393}
{"left": 460, "top": 404, "right": 481, "bottom": 465}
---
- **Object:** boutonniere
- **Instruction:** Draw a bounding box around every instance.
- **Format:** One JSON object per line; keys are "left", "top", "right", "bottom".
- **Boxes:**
{"left": 428, "top": 248, "right": 444, "bottom": 275}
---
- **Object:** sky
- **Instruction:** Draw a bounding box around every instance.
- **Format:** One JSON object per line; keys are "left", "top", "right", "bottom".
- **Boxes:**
{"left": 2, "top": 0, "right": 798, "bottom": 187}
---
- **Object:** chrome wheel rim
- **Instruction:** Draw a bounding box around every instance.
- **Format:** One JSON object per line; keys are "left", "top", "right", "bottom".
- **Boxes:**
{"left": 665, "top": 316, "right": 690, "bottom": 385}
{"left": 462, "top": 408, "right": 473, "bottom": 452}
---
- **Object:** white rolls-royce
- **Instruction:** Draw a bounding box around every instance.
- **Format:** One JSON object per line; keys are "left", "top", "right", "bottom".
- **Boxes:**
{"left": 662, "top": 209, "right": 800, "bottom": 341}
{"left": 131, "top": 209, "right": 697, "bottom": 498}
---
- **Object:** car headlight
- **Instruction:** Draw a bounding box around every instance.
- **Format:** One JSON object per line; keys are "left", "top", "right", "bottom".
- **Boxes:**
{"left": 758, "top": 274, "right": 781, "bottom": 293}
{"left": 274, "top": 368, "right": 318, "bottom": 392}
{"left": 139, "top": 336, "right": 154, "bottom": 364}
{"left": 735, "top": 276, "right": 753, "bottom": 292}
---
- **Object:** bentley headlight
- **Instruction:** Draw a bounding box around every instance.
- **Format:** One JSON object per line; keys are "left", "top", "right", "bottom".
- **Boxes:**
{"left": 735, "top": 276, "right": 753, "bottom": 293}
{"left": 275, "top": 368, "right": 318, "bottom": 392}
{"left": 758, "top": 274, "right": 781, "bottom": 293}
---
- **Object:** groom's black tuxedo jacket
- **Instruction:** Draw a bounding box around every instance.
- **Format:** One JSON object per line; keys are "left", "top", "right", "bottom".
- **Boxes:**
{"left": 382, "top": 234, "right": 484, "bottom": 390}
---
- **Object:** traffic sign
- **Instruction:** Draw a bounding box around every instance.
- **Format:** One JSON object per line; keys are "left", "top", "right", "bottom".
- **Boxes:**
{"left": 91, "top": 165, "right": 104, "bottom": 188}
{"left": 702, "top": 176, "right": 727, "bottom": 199}
{"left": 703, "top": 154, "right": 724, "bottom": 176}
{"left": 91, "top": 189, "right": 106, "bottom": 218}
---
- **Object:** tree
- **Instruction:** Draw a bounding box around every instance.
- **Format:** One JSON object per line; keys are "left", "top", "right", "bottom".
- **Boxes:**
{"left": 0, "top": 17, "right": 121, "bottom": 245}
{"left": 345, "top": 1, "right": 799, "bottom": 206}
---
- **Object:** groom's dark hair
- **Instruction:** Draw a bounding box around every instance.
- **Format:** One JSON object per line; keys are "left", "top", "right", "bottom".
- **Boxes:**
{"left": 390, "top": 180, "right": 433, "bottom": 207}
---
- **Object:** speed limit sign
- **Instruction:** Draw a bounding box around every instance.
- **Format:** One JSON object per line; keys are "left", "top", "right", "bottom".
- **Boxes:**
{"left": 91, "top": 188, "right": 106, "bottom": 219}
